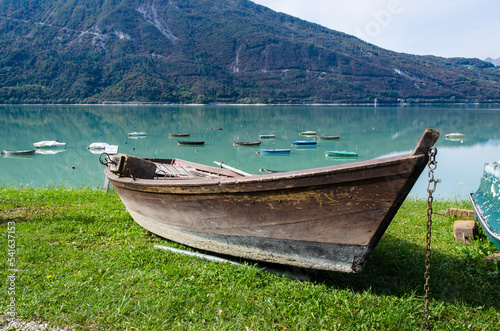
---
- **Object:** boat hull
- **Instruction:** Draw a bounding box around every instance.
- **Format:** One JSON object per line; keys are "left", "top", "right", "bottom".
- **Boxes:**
{"left": 177, "top": 140, "right": 205, "bottom": 145}
{"left": 469, "top": 161, "right": 500, "bottom": 250}
{"left": 258, "top": 149, "right": 290, "bottom": 154}
{"left": 33, "top": 141, "right": 66, "bottom": 148}
{"left": 107, "top": 152, "right": 430, "bottom": 272}
{"left": 292, "top": 141, "right": 317, "bottom": 146}
{"left": 234, "top": 141, "right": 261, "bottom": 146}
{"left": 446, "top": 133, "right": 466, "bottom": 139}
{"left": 325, "top": 151, "right": 358, "bottom": 157}
{"left": 318, "top": 136, "right": 340, "bottom": 140}
{"left": 470, "top": 194, "right": 500, "bottom": 250}
{"left": 3, "top": 149, "right": 36, "bottom": 155}
{"left": 169, "top": 133, "right": 190, "bottom": 137}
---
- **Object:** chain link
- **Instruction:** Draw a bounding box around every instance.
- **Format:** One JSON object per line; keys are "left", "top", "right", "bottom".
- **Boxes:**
{"left": 424, "top": 147, "right": 440, "bottom": 330}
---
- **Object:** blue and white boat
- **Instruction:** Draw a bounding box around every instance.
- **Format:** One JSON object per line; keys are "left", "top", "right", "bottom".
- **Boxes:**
{"left": 292, "top": 141, "right": 317, "bottom": 146}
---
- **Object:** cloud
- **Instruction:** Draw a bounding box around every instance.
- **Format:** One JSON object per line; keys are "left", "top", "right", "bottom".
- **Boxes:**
{"left": 252, "top": 0, "right": 500, "bottom": 59}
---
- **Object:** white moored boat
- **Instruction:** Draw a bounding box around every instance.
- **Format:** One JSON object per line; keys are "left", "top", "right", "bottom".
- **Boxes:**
{"left": 33, "top": 140, "right": 66, "bottom": 148}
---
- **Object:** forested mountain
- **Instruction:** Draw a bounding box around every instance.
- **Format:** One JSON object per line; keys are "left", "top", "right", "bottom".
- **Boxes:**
{"left": 1, "top": 0, "right": 499, "bottom": 104}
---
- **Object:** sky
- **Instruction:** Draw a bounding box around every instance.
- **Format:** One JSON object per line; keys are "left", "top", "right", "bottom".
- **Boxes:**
{"left": 251, "top": 0, "right": 499, "bottom": 60}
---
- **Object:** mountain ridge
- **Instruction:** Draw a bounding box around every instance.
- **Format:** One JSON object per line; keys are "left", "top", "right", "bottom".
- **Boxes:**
{"left": 485, "top": 57, "right": 500, "bottom": 67}
{"left": 1, "top": 0, "right": 499, "bottom": 104}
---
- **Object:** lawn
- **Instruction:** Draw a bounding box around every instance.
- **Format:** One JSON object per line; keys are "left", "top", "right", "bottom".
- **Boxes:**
{"left": 1, "top": 187, "right": 499, "bottom": 330}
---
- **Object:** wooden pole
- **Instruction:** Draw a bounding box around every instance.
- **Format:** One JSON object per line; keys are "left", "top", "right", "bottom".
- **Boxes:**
{"left": 103, "top": 176, "right": 110, "bottom": 193}
{"left": 213, "top": 161, "right": 252, "bottom": 176}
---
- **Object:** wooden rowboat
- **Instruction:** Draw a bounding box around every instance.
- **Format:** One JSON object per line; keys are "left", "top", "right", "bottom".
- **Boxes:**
{"left": 3, "top": 149, "right": 36, "bottom": 155}
{"left": 177, "top": 140, "right": 205, "bottom": 146}
{"left": 318, "top": 135, "right": 340, "bottom": 140}
{"left": 103, "top": 129, "right": 439, "bottom": 273}
{"left": 233, "top": 141, "right": 261, "bottom": 146}
{"left": 325, "top": 151, "right": 359, "bottom": 158}
{"left": 469, "top": 161, "right": 500, "bottom": 250}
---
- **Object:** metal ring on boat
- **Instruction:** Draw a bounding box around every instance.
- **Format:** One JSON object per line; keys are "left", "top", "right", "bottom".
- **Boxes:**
{"left": 99, "top": 153, "right": 111, "bottom": 166}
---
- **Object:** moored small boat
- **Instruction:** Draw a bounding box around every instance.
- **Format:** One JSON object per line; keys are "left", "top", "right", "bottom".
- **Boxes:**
{"left": 128, "top": 132, "right": 147, "bottom": 137}
{"left": 258, "top": 149, "right": 291, "bottom": 155}
{"left": 3, "top": 149, "right": 36, "bottom": 155}
{"left": 292, "top": 141, "right": 317, "bottom": 146}
{"left": 233, "top": 141, "right": 261, "bottom": 146}
{"left": 258, "top": 134, "right": 275, "bottom": 139}
{"left": 299, "top": 131, "right": 317, "bottom": 136}
{"left": 325, "top": 151, "right": 359, "bottom": 158}
{"left": 259, "top": 168, "right": 284, "bottom": 173}
{"left": 103, "top": 129, "right": 439, "bottom": 273}
{"left": 446, "top": 133, "right": 466, "bottom": 140}
{"left": 178, "top": 140, "right": 205, "bottom": 146}
{"left": 470, "top": 161, "right": 500, "bottom": 250}
{"left": 87, "top": 142, "right": 110, "bottom": 150}
{"left": 318, "top": 135, "right": 340, "bottom": 140}
{"left": 169, "top": 133, "right": 190, "bottom": 137}
{"left": 33, "top": 141, "right": 66, "bottom": 148}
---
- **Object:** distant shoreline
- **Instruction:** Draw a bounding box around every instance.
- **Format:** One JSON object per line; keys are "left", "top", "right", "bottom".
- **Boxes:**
{"left": 2, "top": 101, "right": 500, "bottom": 107}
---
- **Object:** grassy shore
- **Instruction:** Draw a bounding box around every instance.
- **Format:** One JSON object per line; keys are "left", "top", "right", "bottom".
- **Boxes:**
{"left": 1, "top": 187, "right": 499, "bottom": 330}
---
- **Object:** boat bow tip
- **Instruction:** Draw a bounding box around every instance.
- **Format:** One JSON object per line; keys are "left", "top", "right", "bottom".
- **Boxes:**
{"left": 412, "top": 129, "right": 440, "bottom": 156}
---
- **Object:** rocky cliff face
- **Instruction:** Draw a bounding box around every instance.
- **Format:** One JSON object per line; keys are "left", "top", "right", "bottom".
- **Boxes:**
{"left": 1, "top": 0, "right": 499, "bottom": 104}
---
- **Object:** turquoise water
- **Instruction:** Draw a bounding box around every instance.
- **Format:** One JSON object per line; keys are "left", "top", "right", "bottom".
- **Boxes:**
{"left": 1, "top": 104, "right": 499, "bottom": 199}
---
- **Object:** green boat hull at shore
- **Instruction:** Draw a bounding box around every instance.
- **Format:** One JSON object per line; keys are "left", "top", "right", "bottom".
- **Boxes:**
{"left": 470, "top": 161, "right": 500, "bottom": 250}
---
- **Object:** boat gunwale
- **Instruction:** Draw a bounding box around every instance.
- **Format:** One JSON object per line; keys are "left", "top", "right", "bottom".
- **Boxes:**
{"left": 105, "top": 152, "right": 424, "bottom": 189}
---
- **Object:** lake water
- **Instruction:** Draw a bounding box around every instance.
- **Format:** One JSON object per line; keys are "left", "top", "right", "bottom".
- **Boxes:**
{"left": 1, "top": 104, "right": 499, "bottom": 200}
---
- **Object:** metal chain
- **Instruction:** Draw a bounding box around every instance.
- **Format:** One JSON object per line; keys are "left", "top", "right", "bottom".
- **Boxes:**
{"left": 424, "top": 147, "right": 440, "bottom": 330}
{"left": 99, "top": 152, "right": 110, "bottom": 166}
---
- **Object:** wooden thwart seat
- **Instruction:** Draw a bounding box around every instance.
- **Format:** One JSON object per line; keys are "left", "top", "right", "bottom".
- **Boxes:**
{"left": 155, "top": 164, "right": 199, "bottom": 178}
{"left": 155, "top": 163, "right": 221, "bottom": 178}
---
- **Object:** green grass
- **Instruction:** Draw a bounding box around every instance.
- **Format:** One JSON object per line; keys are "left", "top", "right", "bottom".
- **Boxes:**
{"left": 1, "top": 187, "right": 499, "bottom": 330}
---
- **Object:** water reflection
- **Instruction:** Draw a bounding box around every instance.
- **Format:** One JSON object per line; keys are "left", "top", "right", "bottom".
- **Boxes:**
{"left": 1, "top": 104, "right": 499, "bottom": 199}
